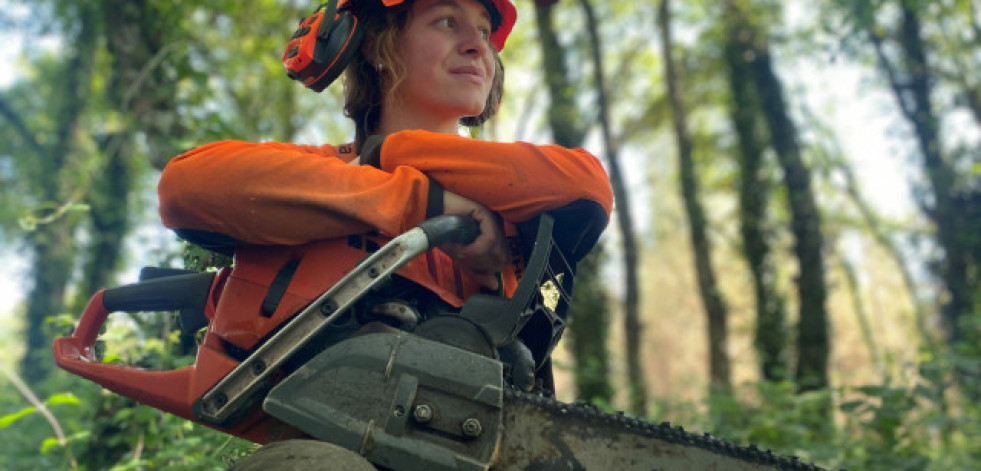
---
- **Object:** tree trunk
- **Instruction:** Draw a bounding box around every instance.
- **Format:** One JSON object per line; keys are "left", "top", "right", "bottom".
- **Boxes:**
{"left": 77, "top": 133, "right": 135, "bottom": 303}
{"left": 576, "top": 0, "right": 644, "bottom": 412}
{"left": 533, "top": 1, "right": 617, "bottom": 406}
{"left": 658, "top": 0, "right": 731, "bottom": 389}
{"left": 855, "top": 0, "right": 976, "bottom": 345}
{"left": 837, "top": 255, "right": 883, "bottom": 374}
{"left": 77, "top": 0, "right": 190, "bottom": 300}
{"left": 19, "top": 4, "right": 99, "bottom": 386}
{"left": 22, "top": 224, "right": 75, "bottom": 385}
{"left": 722, "top": 8, "right": 788, "bottom": 382}
{"left": 892, "top": 1, "right": 968, "bottom": 342}
{"left": 750, "top": 43, "right": 829, "bottom": 393}
{"left": 534, "top": 3, "right": 586, "bottom": 148}
{"left": 725, "top": 1, "right": 829, "bottom": 392}
{"left": 74, "top": 2, "right": 191, "bottom": 467}
{"left": 76, "top": 0, "right": 174, "bottom": 300}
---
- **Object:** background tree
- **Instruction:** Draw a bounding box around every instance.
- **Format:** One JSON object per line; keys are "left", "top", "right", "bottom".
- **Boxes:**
{"left": 724, "top": 0, "right": 830, "bottom": 393}
{"left": 829, "top": 0, "right": 979, "bottom": 344}
{"left": 531, "top": 0, "right": 621, "bottom": 408}
{"left": 577, "top": 0, "right": 644, "bottom": 408}
{"left": 8, "top": 2, "right": 101, "bottom": 387}
{"left": 720, "top": 0, "right": 788, "bottom": 382}
{"left": 75, "top": 0, "right": 192, "bottom": 309}
{"left": 658, "top": 0, "right": 732, "bottom": 390}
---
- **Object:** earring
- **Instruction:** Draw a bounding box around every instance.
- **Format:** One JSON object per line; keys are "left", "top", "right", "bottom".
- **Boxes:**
{"left": 376, "top": 62, "right": 384, "bottom": 72}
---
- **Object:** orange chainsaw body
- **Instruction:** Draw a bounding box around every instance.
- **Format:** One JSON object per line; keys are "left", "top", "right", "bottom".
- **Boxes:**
{"left": 53, "top": 236, "right": 425, "bottom": 443}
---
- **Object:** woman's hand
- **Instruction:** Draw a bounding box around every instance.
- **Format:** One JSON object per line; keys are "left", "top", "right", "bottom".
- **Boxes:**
{"left": 441, "top": 190, "right": 509, "bottom": 291}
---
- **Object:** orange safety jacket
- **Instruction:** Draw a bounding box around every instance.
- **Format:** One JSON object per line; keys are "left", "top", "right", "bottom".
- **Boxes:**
{"left": 158, "top": 129, "right": 614, "bottom": 307}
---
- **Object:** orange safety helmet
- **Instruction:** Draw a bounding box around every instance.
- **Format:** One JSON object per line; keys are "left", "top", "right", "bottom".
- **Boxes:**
{"left": 284, "top": 0, "right": 516, "bottom": 92}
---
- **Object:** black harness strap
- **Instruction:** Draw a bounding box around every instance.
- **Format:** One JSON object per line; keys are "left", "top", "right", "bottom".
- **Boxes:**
{"left": 262, "top": 259, "right": 301, "bottom": 318}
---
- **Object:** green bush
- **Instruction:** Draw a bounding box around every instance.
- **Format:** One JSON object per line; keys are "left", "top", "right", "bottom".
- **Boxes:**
{"left": 648, "top": 343, "right": 981, "bottom": 471}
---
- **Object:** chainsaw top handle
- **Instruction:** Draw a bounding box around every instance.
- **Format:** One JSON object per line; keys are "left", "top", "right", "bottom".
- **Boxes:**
{"left": 418, "top": 214, "right": 480, "bottom": 247}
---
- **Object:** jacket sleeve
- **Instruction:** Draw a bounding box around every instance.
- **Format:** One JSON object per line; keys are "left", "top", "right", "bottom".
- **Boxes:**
{"left": 158, "top": 140, "right": 431, "bottom": 246}
{"left": 378, "top": 130, "right": 614, "bottom": 223}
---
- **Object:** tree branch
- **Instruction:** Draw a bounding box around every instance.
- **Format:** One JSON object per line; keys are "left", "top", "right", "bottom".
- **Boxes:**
{"left": 969, "top": 0, "right": 981, "bottom": 44}
{"left": 1, "top": 367, "right": 78, "bottom": 469}
{"left": 0, "top": 97, "right": 47, "bottom": 158}
{"left": 867, "top": 28, "right": 916, "bottom": 122}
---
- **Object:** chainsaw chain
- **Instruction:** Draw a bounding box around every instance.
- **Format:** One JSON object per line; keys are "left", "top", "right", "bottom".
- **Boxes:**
{"left": 503, "top": 388, "right": 831, "bottom": 471}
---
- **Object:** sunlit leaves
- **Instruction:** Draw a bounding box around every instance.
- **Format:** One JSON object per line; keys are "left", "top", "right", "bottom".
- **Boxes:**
{"left": 0, "top": 406, "right": 36, "bottom": 429}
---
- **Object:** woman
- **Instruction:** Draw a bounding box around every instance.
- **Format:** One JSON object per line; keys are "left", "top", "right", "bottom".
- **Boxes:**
{"left": 159, "top": 0, "right": 613, "bottom": 306}
{"left": 167, "top": 0, "right": 612, "bottom": 468}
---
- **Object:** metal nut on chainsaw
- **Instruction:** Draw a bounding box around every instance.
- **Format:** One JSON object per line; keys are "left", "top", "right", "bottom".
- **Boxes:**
{"left": 461, "top": 417, "right": 483, "bottom": 437}
{"left": 412, "top": 404, "right": 433, "bottom": 423}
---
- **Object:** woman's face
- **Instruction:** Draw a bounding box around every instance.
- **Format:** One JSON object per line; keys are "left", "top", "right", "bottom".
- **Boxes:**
{"left": 388, "top": 0, "right": 496, "bottom": 127}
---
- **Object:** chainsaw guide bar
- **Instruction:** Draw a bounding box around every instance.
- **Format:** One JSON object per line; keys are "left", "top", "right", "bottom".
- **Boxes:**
{"left": 498, "top": 388, "right": 829, "bottom": 471}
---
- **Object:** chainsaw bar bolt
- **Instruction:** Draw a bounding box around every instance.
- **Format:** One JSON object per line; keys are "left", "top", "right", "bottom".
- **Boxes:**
{"left": 412, "top": 404, "right": 433, "bottom": 423}
{"left": 320, "top": 299, "right": 337, "bottom": 316}
{"left": 461, "top": 417, "right": 482, "bottom": 438}
{"left": 212, "top": 393, "right": 227, "bottom": 410}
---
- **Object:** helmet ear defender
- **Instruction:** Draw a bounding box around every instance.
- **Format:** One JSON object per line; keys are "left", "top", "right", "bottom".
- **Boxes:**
{"left": 283, "top": 0, "right": 365, "bottom": 92}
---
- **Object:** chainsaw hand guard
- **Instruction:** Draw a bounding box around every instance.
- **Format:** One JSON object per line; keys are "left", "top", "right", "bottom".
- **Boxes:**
{"left": 52, "top": 273, "right": 236, "bottom": 423}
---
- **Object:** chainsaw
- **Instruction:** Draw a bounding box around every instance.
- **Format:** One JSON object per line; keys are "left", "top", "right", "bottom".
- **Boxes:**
{"left": 54, "top": 209, "right": 828, "bottom": 470}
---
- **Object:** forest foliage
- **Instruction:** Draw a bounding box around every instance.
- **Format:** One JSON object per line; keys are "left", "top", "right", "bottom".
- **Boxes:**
{"left": 1, "top": 0, "right": 979, "bottom": 470}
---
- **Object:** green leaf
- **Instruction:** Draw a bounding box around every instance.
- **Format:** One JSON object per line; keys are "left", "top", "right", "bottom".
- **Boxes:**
{"left": 839, "top": 400, "right": 866, "bottom": 413}
{"left": 46, "top": 392, "right": 81, "bottom": 406}
{"left": 911, "top": 384, "right": 937, "bottom": 401}
{"left": 857, "top": 385, "right": 887, "bottom": 397}
{"left": 67, "top": 203, "right": 91, "bottom": 213}
{"left": 40, "top": 437, "right": 62, "bottom": 453}
{"left": 102, "top": 353, "right": 124, "bottom": 364}
{"left": 115, "top": 408, "right": 133, "bottom": 421}
{"left": 0, "top": 406, "right": 36, "bottom": 429}
{"left": 17, "top": 215, "right": 37, "bottom": 231}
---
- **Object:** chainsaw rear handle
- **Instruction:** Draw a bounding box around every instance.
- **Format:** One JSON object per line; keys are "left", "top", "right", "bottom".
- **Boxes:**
{"left": 52, "top": 289, "right": 214, "bottom": 421}
{"left": 55, "top": 270, "right": 217, "bottom": 362}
